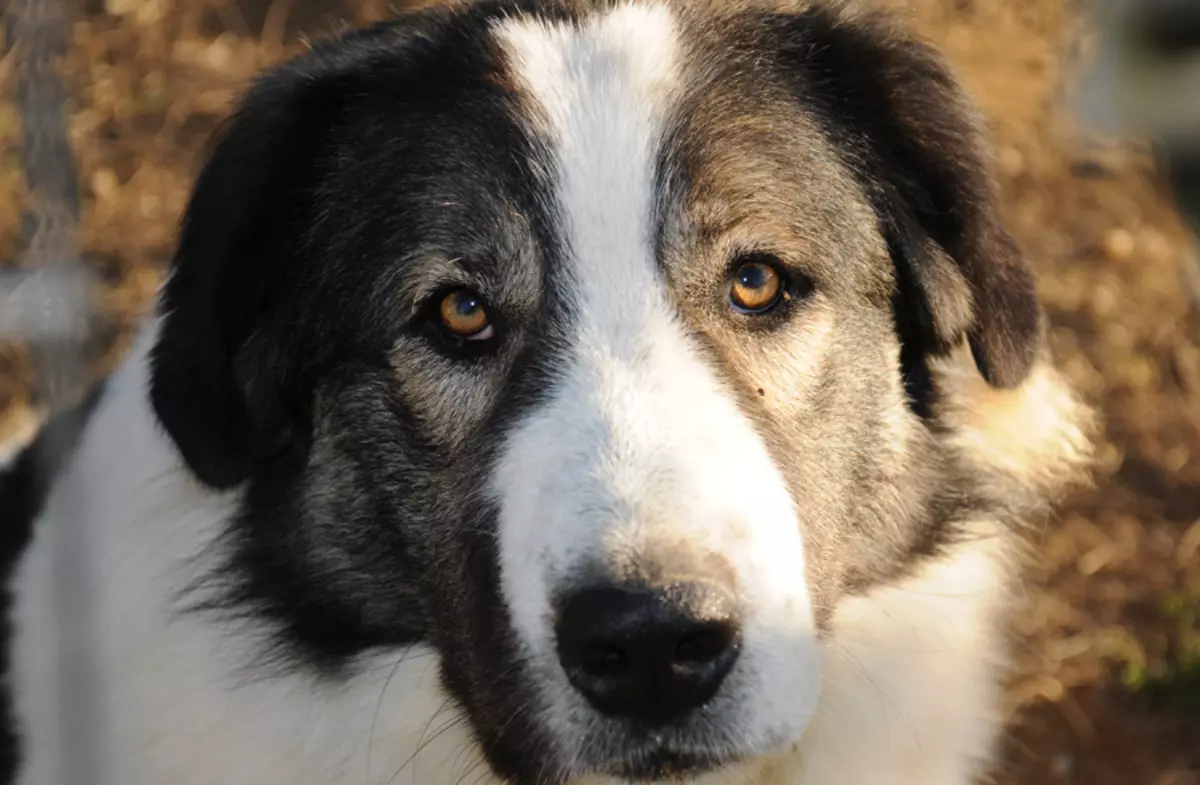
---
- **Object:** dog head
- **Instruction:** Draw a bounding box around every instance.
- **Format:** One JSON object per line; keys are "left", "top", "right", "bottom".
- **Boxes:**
{"left": 149, "top": 1, "right": 1043, "bottom": 781}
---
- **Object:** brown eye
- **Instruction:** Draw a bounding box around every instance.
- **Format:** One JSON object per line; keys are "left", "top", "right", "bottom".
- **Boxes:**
{"left": 438, "top": 289, "right": 493, "bottom": 339}
{"left": 730, "top": 259, "right": 784, "bottom": 313}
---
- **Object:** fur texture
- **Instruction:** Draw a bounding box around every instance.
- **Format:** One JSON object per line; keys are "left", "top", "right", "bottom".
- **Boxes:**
{"left": 3, "top": 1, "right": 1092, "bottom": 784}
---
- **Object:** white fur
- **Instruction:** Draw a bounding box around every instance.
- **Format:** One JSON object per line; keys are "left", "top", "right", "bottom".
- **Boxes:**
{"left": 788, "top": 527, "right": 1013, "bottom": 785}
{"left": 492, "top": 3, "right": 822, "bottom": 766}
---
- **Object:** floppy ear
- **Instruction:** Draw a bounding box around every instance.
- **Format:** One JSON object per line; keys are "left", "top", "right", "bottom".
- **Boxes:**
{"left": 786, "top": 7, "right": 1042, "bottom": 393}
{"left": 149, "top": 62, "right": 345, "bottom": 490}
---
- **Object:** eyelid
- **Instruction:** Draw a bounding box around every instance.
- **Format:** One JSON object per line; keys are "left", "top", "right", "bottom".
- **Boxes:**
{"left": 400, "top": 253, "right": 485, "bottom": 313}
{"left": 730, "top": 250, "right": 817, "bottom": 290}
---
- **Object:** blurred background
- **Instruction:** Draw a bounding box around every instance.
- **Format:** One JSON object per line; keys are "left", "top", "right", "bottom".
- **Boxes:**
{"left": 1, "top": 0, "right": 1198, "bottom": 783}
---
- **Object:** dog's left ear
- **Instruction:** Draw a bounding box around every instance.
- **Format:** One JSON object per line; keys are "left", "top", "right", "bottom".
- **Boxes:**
{"left": 784, "top": 7, "right": 1042, "bottom": 390}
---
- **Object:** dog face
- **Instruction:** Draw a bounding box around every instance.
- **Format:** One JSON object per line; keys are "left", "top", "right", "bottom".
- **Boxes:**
{"left": 148, "top": 1, "right": 1041, "bottom": 782}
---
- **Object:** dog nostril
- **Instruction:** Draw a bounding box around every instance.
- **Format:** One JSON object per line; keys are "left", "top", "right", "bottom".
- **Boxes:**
{"left": 555, "top": 583, "right": 741, "bottom": 726}
{"left": 579, "top": 644, "right": 628, "bottom": 678}
{"left": 674, "top": 624, "right": 736, "bottom": 663}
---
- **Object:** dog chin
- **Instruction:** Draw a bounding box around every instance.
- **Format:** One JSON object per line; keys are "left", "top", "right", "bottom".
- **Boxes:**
{"left": 596, "top": 747, "right": 739, "bottom": 783}
{"left": 569, "top": 726, "right": 769, "bottom": 784}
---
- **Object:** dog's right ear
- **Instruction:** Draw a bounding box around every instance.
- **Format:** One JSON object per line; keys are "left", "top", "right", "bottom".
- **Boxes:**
{"left": 149, "top": 61, "right": 343, "bottom": 490}
{"left": 151, "top": 10, "right": 484, "bottom": 489}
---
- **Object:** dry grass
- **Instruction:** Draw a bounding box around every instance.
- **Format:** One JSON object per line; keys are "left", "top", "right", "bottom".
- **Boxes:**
{"left": 1, "top": 0, "right": 1199, "bottom": 783}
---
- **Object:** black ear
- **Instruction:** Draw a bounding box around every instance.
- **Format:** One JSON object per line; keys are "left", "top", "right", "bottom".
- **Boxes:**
{"left": 149, "top": 60, "right": 344, "bottom": 490}
{"left": 788, "top": 7, "right": 1042, "bottom": 391}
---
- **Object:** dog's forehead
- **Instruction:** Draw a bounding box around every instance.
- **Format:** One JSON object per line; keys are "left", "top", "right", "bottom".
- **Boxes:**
{"left": 302, "top": 0, "right": 887, "bottom": 324}
{"left": 494, "top": 4, "right": 681, "bottom": 331}
{"left": 484, "top": 1, "right": 882, "bottom": 304}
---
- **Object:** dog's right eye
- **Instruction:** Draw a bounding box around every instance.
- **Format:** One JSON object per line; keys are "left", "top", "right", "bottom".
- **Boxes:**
{"left": 438, "top": 289, "right": 494, "bottom": 340}
{"left": 417, "top": 286, "right": 501, "bottom": 357}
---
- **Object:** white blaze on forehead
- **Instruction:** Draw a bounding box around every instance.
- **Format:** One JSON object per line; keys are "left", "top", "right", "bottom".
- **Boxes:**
{"left": 496, "top": 3, "right": 677, "bottom": 342}
{"left": 493, "top": 2, "right": 821, "bottom": 757}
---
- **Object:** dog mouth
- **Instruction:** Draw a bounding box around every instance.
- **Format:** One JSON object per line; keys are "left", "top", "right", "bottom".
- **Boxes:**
{"left": 594, "top": 738, "right": 745, "bottom": 782}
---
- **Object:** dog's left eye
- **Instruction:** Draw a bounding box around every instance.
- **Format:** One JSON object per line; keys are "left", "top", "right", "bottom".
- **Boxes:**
{"left": 437, "top": 288, "right": 495, "bottom": 341}
{"left": 730, "top": 258, "right": 785, "bottom": 314}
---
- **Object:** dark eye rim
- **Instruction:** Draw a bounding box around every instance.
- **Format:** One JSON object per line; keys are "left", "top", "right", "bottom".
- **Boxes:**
{"left": 725, "top": 252, "right": 812, "bottom": 319}
{"left": 415, "top": 284, "right": 503, "bottom": 357}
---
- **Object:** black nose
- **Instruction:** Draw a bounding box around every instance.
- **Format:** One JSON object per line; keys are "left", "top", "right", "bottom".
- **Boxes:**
{"left": 554, "top": 583, "right": 741, "bottom": 726}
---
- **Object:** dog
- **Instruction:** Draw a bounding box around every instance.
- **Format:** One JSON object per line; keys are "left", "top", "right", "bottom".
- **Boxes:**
{"left": 2, "top": 1, "right": 1093, "bottom": 783}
